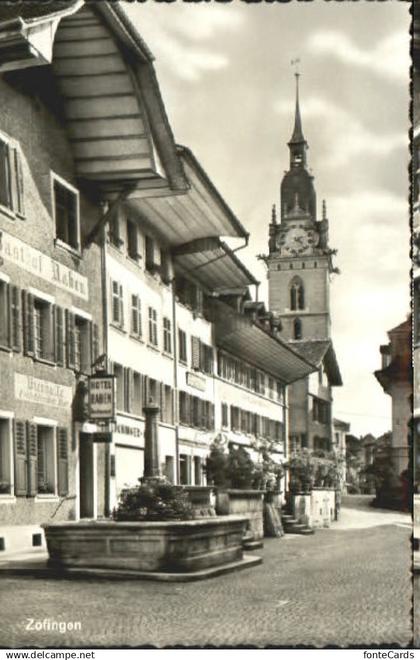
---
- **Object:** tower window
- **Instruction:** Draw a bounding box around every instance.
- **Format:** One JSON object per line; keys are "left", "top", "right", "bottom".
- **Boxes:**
{"left": 293, "top": 318, "right": 302, "bottom": 340}
{"left": 290, "top": 278, "right": 305, "bottom": 311}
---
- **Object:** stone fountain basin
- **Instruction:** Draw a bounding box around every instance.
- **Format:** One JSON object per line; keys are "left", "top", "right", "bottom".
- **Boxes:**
{"left": 42, "top": 515, "right": 252, "bottom": 574}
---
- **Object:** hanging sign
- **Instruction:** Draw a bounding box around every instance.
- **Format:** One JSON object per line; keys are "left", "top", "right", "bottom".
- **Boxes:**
{"left": 88, "top": 373, "right": 116, "bottom": 422}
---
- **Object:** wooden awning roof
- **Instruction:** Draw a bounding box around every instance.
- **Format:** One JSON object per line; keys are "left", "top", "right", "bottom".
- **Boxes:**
{"left": 173, "top": 238, "right": 258, "bottom": 293}
{"left": 206, "top": 299, "right": 317, "bottom": 385}
{"left": 0, "top": 1, "right": 187, "bottom": 195}
{"left": 124, "top": 147, "right": 249, "bottom": 246}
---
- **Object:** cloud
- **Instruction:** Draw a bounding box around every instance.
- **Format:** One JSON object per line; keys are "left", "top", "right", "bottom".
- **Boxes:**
{"left": 274, "top": 96, "right": 407, "bottom": 167}
{"left": 124, "top": 4, "right": 244, "bottom": 82}
{"left": 306, "top": 30, "right": 409, "bottom": 83}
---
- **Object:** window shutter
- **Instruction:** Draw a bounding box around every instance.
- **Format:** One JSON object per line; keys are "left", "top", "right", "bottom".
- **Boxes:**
{"left": 9, "top": 146, "right": 25, "bottom": 217}
{"left": 0, "top": 282, "right": 10, "bottom": 347}
{"left": 81, "top": 320, "right": 93, "bottom": 374}
{"left": 159, "top": 382, "right": 165, "bottom": 422}
{"left": 0, "top": 139, "right": 10, "bottom": 208}
{"left": 15, "top": 147, "right": 25, "bottom": 217}
{"left": 207, "top": 346, "right": 213, "bottom": 374}
{"left": 48, "top": 304, "right": 56, "bottom": 363}
{"left": 119, "top": 285, "right": 124, "bottom": 328}
{"left": 55, "top": 306, "right": 65, "bottom": 366}
{"left": 22, "top": 290, "right": 35, "bottom": 357}
{"left": 14, "top": 420, "right": 27, "bottom": 496}
{"left": 26, "top": 422, "right": 38, "bottom": 497}
{"left": 91, "top": 322, "right": 99, "bottom": 365}
{"left": 57, "top": 428, "right": 69, "bottom": 496}
{"left": 185, "top": 393, "right": 191, "bottom": 426}
{"left": 10, "top": 285, "right": 21, "bottom": 351}
{"left": 191, "top": 336, "right": 200, "bottom": 370}
{"left": 123, "top": 367, "right": 133, "bottom": 413}
{"left": 66, "top": 310, "right": 76, "bottom": 369}
{"left": 209, "top": 403, "right": 215, "bottom": 431}
{"left": 143, "top": 375, "right": 150, "bottom": 406}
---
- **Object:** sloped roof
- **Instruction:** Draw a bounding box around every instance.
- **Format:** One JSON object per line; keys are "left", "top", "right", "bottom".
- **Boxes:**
{"left": 173, "top": 237, "right": 258, "bottom": 293}
{"left": 291, "top": 339, "right": 342, "bottom": 386}
{"left": 0, "top": 1, "right": 80, "bottom": 22}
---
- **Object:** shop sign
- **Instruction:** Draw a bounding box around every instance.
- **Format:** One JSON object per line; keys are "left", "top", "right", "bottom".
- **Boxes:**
{"left": 0, "top": 229, "right": 88, "bottom": 300}
{"left": 186, "top": 371, "right": 206, "bottom": 392}
{"left": 15, "top": 374, "right": 73, "bottom": 408}
{"left": 92, "top": 432, "right": 112, "bottom": 443}
{"left": 88, "top": 374, "right": 116, "bottom": 421}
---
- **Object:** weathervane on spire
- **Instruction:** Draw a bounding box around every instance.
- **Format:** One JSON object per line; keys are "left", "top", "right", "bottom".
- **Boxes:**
{"left": 291, "top": 57, "right": 300, "bottom": 77}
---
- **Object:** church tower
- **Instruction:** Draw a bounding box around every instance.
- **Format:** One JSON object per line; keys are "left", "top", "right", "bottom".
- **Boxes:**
{"left": 268, "top": 73, "right": 334, "bottom": 343}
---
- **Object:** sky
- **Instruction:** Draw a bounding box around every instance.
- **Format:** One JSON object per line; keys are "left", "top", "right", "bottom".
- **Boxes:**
{"left": 124, "top": 0, "right": 410, "bottom": 438}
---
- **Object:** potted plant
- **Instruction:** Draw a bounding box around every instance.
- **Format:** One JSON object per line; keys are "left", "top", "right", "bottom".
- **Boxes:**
{"left": 0, "top": 481, "right": 10, "bottom": 495}
{"left": 113, "top": 481, "right": 194, "bottom": 522}
{"left": 205, "top": 441, "right": 266, "bottom": 543}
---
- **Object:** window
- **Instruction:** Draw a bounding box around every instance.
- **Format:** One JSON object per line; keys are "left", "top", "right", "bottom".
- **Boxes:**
{"left": 175, "top": 276, "right": 203, "bottom": 314}
{"left": 314, "top": 436, "right": 330, "bottom": 452}
{"left": 148, "top": 378, "right": 159, "bottom": 408}
{"left": 148, "top": 307, "right": 158, "bottom": 346}
{"left": 66, "top": 311, "right": 94, "bottom": 373}
{"left": 230, "top": 406, "right": 239, "bottom": 431}
{"left": 191, "top": 336, "right": 200, "bottom": 370}
{"left": 192, "top": 337, "right": 213, "bottom": 373}
{"left": 293, "top": 318, "right": 302, "bottom": 340}
{"left": 163, "top": 317, "right": 172, "bottom": 354}
{"left": 164, "top": 456, "right": 174, "bottom": 483}
{"left": 290, "top": 278, "right": 305, "bottom": 311}
{"left": 131, "top": 295, "right": 142, "bottom": 338}
{"left": 36, "top": 426, "right": 56, "bottom": 495}
{"left": 0, "top": 280, "right": 21, "bottom": 351}
{"left": 22, "top": 293, "right": 54, "bottom": 362}
{"left": 179, "top": 454, "right": 190, "bottom": 485}
{"left": 179, "top": 391, "right": 190, "bottom": 425}
{"left": 113, "top": 364, "right": 124, "bottom": 412}
{"left": 0, "top": 137, "right": 24, "bottom": 216}
{"left": 145, "top": 235, "right": 155, "bottom": 273}
{"left": 160, "top": 249, "right": 171, "bottom": 284}
{"left": 127, "top": 219, "right": 139, "bottom": 261}
{"left": 312, "top": 397, "right": 330, "bottom": 424}
{"left": 111, "top": 281, "right": 124, "bottom": 328}
{"left": 0, "top": 418, "right": 12, "bottom": 495}
{"left": 194, "top": 456, "right": 202, "bottom": 486}
{"left": 53, "top": 175, "right": 79, "bottom": 251}
{"left": 109, "top": 214, "right": 122, "bottom": 248}
{"left": 160, "top": 384, "right": 173, "bottom": 425}
{"left": 132, "top": 371, "right": 142, "bottom": 415}
{"left": 178, "top": 329, "right": 187, "bottom": 363}
{"left": 221, "top": 403, "right": 229, "bottom": 428}
{"left": 13, "top": 422, "right": 68, "bottom": 498}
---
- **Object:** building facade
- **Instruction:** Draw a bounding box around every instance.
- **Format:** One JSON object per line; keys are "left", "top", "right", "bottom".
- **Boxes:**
{"left": 265, "top": 74, "right": 342, "bottom": 454}
{"left": 0, "top": 1, "right": 318, "bottom": 551}
{"left": 374, "top": 318, "right": 411, "bottom": 506}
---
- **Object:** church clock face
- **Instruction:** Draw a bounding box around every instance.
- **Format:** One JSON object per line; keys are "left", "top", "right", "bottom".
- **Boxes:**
{"left": 278, "top": 226, "right": 319, "bottom": 255}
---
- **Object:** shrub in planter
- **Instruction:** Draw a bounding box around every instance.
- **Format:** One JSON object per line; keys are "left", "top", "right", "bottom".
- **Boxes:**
{"left": 113, "top": 481, "right": 194, "bottom": 522}
{"left": 205, "top": 438, "right": 230, "bottom": 487}
{"left": 286, "top": 449, "right": 315, "bottom": 493}
{"left": 205, "top": 440, "right": 263, "bottom": 489}
{"left": 227, "top": 445, "right": 262, "bottom": 489}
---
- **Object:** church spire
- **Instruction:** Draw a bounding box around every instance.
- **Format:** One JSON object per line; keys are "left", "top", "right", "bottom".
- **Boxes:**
{"left": 289, "top": 72, "right": 305, "bottom": 145}
{"left": 288, "top": 64, "right": 307, "bottom": 169}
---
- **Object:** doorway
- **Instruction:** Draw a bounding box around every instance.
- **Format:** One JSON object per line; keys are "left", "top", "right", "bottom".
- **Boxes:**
{"left": 79, "top": 433, "right": 95, "bottom": 518}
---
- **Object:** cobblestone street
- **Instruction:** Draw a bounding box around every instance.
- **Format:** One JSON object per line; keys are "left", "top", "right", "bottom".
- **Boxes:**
{"left": 0, "top": 497, "right": 412, "bottom": 648}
